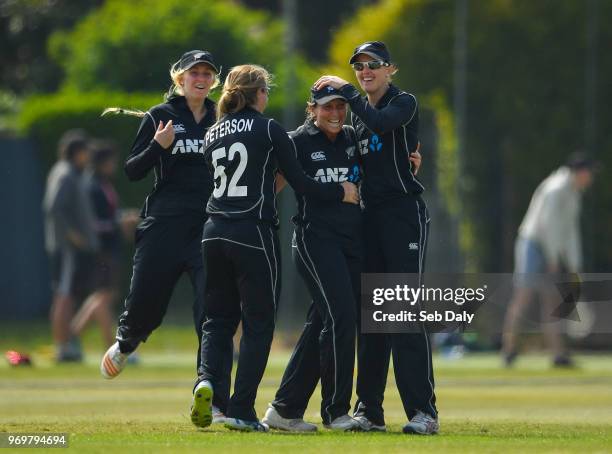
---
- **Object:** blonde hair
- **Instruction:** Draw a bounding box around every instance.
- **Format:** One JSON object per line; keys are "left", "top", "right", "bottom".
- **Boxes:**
{"left": 217, "top": 64, "right": 272, "bottom": 120}
{"left": 168, "top": 61, "right": 220, "bottom": 99}
{"left": 305, "top": 102, "right": 316, "bottom": 121}
{"left": 387, "top": 64, "right": 398, "bottom": 82}
{"left": 101, "top": 107, "right": 146, "bottom": 118}
{"left": 101, "top": 59, "right": 220, "bottom": 119}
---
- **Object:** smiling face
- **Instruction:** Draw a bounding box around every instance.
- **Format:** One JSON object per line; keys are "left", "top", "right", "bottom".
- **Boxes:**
{"left": 354, "top": 53, "right": 395, "bottom": 96}
{"left": 179, "top": 63, "right": 217, "bottom": 102}
{"left": 313, "top": 98, "right": 347, "bottom": 140}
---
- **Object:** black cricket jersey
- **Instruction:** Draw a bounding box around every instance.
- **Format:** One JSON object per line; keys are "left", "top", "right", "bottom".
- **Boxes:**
{"left": 125, "top": 95, "right": 216, "bottom": 217}
{"left": 339, "top": 83, "right": 424, "bottom": 207}
{"left": 203, "top": 107, "right": 344, "bottom": 225}
{"left": 290, "top": 120, "right": 362, "bottom": 240}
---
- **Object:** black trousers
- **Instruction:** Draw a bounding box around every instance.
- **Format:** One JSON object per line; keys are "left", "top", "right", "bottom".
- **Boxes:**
{"left": 116, "top": 215, "right": 206, "bottom": 368}
{"left": 272, "top": 227, "right": 362, "bottom": 425}
{"left": 197, "top": 218, "right": 280, "bottom": 422}
{"left": 354, "top": 195, "right": 437, "bottom": 425}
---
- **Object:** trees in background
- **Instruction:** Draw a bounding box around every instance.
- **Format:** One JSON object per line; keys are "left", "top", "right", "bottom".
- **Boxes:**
{"left": 17, "top": 0, "right": 320, "bottom": 208}
{"left": 327, "top": 0, "right": 611, "bottom": 271}
{"left": 0, "top": 0, "right": 102, "bottom": 94}
{"left": 9, "top": 0, "right": 612, "bottom": 271}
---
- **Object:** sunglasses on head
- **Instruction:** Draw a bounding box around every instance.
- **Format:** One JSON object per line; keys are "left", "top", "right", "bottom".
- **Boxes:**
{"left": 351, "top": 60, "right": 390, "bottom": 71}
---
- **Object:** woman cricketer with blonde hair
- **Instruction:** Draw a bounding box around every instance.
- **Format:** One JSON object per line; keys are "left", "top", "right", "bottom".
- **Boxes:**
{"left": 189, "top": 64, "right": 360, "bottom": 432}
{"left": 100, "top": 50, "right": 219, "bottom": 380}
{"left": 315, "top": 41, "right": 437, "bottom": 435}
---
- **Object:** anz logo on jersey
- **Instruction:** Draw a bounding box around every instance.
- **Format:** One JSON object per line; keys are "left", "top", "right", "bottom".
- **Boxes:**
{"left": 171, "top": 139, "right": 204, "bottom": 155}
{"left": 347, "top": 164, "right": 361, "bottom": 183}
{"left": 358, "top": 134, "right": 383, "bottom": 156}
{"left": 314, "top": 165, "right": 361, "bottom": 183}
{"left": 314, "top": 167, "right": 348, "bottom": 183}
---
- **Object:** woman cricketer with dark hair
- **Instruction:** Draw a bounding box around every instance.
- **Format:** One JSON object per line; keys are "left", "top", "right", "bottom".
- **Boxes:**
{"left": 100, "top": 50, "right": 219, "bottom": 379}
{"left": 261, "top": 85, "right": 363, "bottom": 432}
{"left": 188, "top": 64, "right": 360, "bottom": 432}
{"left": 315, "top": 40, "right": 438, "bottom": 435}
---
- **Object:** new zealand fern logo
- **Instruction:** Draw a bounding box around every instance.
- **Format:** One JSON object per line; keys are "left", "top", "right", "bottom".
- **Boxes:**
{"left": 369, "top": 134, "right": 383, "bottom": 153}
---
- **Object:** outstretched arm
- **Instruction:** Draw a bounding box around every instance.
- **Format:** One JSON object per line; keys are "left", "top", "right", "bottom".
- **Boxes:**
{"left": 269, "top": 120, "right": 359, "bottom": 204}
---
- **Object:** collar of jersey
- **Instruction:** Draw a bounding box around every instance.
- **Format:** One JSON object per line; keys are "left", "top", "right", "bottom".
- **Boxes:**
{"left": 169, "top": 95, "right": 216, "bottom": 114}
{"left": 304, "top": 118, "right": 321, "bottom": 136}
{"left": 374, "top": 83, "right": 400, "bottom": 109}
{"left": 302, "top": 118, "right": 349, "bottom": 146}
{"left": 216, "top": 106, "right": 261, "bottom": 125}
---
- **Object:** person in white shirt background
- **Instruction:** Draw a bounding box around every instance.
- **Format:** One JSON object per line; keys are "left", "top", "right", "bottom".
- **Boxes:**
{"left": 502, "top": 152, "right": 598, "bottom": 368}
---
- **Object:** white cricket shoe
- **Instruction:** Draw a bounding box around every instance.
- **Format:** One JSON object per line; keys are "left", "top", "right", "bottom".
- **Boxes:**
{"left": 324, "top": 414, "right": 361, "bottom": 431}
{"left": 190, "top": 381, "right": 213, "bottom": 428}
{"left": 262, "top": 405, "right": 317, "bottom": 432}
{"left": 100, "top": 342, "right": 128, "bottom": 379}
{"left": 224, "top": 418, "right": 269, "bottom": 432}
{"left": 353, "top": 415, "right": 386, "bottom": 432}
{"left": 212, "top": 406, "right": 227, "bottom": 424}
{"left": 402, "top": 410, "right": 439, "bottom": 435}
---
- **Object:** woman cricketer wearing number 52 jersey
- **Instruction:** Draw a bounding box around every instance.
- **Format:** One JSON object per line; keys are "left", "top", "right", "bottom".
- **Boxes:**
{"left": 189, "top": 64, "right": 360, "bottom": 432}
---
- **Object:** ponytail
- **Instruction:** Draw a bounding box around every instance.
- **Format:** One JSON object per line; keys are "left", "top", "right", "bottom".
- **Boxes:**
{"left": 217, "top": 64, "right": 272, "bottom": 120}
{"left": 101, "top": 107, "right": 146, "bottom": 118}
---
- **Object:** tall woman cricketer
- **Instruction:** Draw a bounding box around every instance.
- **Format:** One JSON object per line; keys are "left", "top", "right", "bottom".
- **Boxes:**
{"left": 189, "top": 65, "right": 359, "bottom": 432}
{"left": 315, "top": 41, "right": 438, "bottom": 435}
{"left": 100, "top": 50, "right": 219, "bottom": 379}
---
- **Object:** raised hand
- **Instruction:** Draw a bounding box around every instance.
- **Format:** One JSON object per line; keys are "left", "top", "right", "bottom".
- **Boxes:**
{"left": 153, "top": 120, "right": 175, "bottom": 149}
{"left": 313, "top": 75, "right": 350, "bottom": 91}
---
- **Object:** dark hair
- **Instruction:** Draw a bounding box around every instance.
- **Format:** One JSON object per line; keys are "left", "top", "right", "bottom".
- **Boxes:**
{"left": 90, "top": 139, "right": 118, "bottom": 171}
{"left": 566, "top": 150, "right": 599, "bottom": 171}
{"left": 58, "top": 129, "right": 89, "bottom": 161}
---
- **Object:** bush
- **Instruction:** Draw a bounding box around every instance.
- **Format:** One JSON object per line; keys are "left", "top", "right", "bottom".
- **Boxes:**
{"left": 48, "top": 0, "right": 283, "bottom": 93}
{"left": 18, "top": 90, "right": 163, "bottom": 207}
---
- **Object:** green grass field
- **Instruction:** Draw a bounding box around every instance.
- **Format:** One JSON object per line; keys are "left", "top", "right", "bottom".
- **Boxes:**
{"left": 1, "top": 325, "right": 611, "bottom": 453}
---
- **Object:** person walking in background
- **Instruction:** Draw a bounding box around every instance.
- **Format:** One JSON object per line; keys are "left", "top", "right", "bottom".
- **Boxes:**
{"left": 100, "top": 50, "right": 219, "bottom": 379}
{"left": 71, "top": 140, "right": 139, "bottom": 351}
{"left": 190, "top": 64, "right": 359, "bottom": 432}
{"left": 43, "top": 129, "right": 99, "bottom": 363}
{"left": 315, "top": 40, "right": 437, "bottom": 435}
{"left": 502, "top": 152, "right": 597, "bottom": 368}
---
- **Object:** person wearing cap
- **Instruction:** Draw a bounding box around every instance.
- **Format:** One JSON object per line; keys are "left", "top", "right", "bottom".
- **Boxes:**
{"left": 100, "top": 50, "right": 219, "bottom": 379}
{"left": 190, "top": 65, "right": 359, "bottom": 433}
{"left": 43, "top": 129, "right": 99, "bottom": 362}
{"left": 502, "top": 152, "right": 597, "bottom": 368}
{"left": 262, "top": 85, "right": 363, "bottom": 432}
{"left": 314, "top": 41, "right": 437, "bottom": 435}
